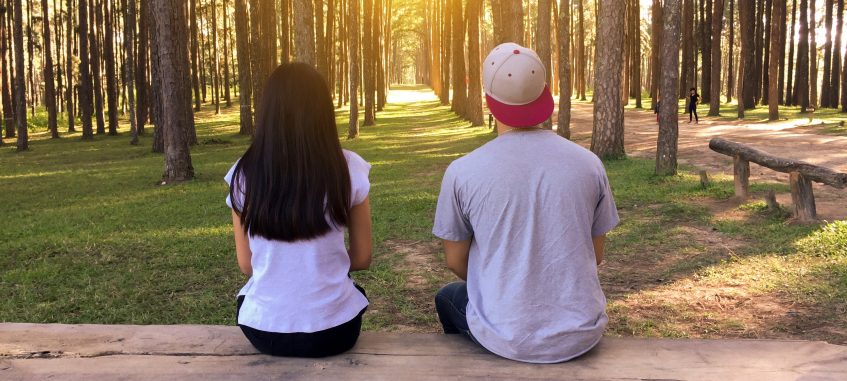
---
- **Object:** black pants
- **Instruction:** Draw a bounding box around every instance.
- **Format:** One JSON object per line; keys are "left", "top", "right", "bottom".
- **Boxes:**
{"left": 236, "top": 284, "right": 367, "bottom": 358}
{"left": 689, "top": 106, "right": 698, "bottom": 122}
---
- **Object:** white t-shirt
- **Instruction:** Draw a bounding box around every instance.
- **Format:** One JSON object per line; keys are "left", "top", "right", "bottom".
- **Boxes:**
{"left": 225, "top": 149, "right": 371, "bottom": 333}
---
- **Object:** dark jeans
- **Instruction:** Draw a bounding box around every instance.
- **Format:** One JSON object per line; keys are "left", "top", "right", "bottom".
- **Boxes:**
{"left": 689, "top": 106, "right": 699, "bottom": 122}
{"left": 435, "top": 281, "right": 478, "bottom": 344}
{"left": 236, "top": 284, "right": 367, "bottom": 358}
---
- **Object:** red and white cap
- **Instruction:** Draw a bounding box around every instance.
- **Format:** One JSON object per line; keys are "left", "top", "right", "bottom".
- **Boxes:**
{"left": 483, "top": 43, "right": 554, "bottom": 128}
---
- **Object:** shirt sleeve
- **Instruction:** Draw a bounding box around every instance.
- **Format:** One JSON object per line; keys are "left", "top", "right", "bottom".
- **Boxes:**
{"left": 346, "top": 151, "right": 372, "bottom": 207}
{"left": 432, "top": 166, "right": 473, "bottom": 241}
{"left": 224, "top": 160, "right": 244, "bottom": 211}
{"left": 591, "top": 170, "right": 620, "bottom": 237}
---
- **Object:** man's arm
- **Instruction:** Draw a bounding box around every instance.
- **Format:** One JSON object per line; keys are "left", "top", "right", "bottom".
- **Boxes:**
{"left": 592, "top": 235, "right": 606, "bottom": 266}
{"left": 442, "top": 239, "right": 471, "bottom": 280}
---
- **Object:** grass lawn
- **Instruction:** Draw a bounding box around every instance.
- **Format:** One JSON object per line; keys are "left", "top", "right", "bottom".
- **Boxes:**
{"left": 1, "top": 86, "right": 845, "bottom": 343}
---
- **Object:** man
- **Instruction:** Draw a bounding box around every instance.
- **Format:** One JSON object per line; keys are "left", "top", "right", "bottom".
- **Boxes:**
{"left": 432, "top": 43, "right": 619, "bottom": 363}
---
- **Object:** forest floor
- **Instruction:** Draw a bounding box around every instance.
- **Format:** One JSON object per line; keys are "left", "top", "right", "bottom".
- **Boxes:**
{"left": 1, "top": 86, "right": 845, "bottom": 345}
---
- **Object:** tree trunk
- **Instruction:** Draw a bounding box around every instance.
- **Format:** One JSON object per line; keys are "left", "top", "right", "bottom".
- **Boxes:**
{"left": 537, "top": 0, "right": 552, "bottom": 127}
{"left": 449, "top": 0, "right": 466, "bottom": 118}
{"left": 363, "top": 0, "right": 375, "bottom": 125}
{"left": 740, "top": 0, "right": 757, "bottom": 109}
{"left": 64, "top": 0, "right": 75, "bottom": 132}
{"left": 79, "top": 0, "right": 94, "bottom": 139}
{"left": 190, "top": 0, "right": 201, "bottom": 111}
{"left": 832, "top": 0, "right": 843, "bottom": 106}
{"left": 651, "top": 0, "right": 662, "bottom": 104}
{"left": 466, "top": 0, "right": 483, "bottom": 126}
{"left": 122, "top": 0, "right": 138, "bottom": 145}
{"left": 104, "top": 0, "right": 119, "bottom": 135}
{"left": 150, "top": 0, "right": 195, "bottom": 183}
{"left": 657, "top": 0, "right": 681, "bottom": 175}
{"left": 439, "top": 0, "right": 450, "bottom": 105}
{"left": 294, "top": 0, "right": 316, "bottom": 64}
{"left": 0, "top": 3, "right": 13, "bottom": 138}
{"left": 709, "top": 0, "right": 726, "bottom": 116}
{"left": 727, "top": 0, "right": 735, "bottom": 103}
{"left": 492, "top": 0, "right": 524, "bottom": 44}
{"left": 823, "top": 0, "right": 834, "bottom": 106}
{"left": 41, "top": 0, "right": 59, "bottom": 138}
{"left": 591, "top": 0, "right": 625, "bottom": 159}
{"left": 234, "top": 0, "right": 253, "bottom": 135}
{"left": 557, "top": 0, "right": 571, "bottom": 138}
{"left": 793, "top": 0, "right": 810, "bottom": 110}
{"left": 577, "top": 0, "right": 586, "bottom": 100}
{"left": 761, "top": 0, "right": 772, "bottom": 105}
{"left": 91, "top": 0, "right": 105, "bottom": 135}
{"left": 770, "top": 0, "right": 785, "bottom": 120}
{"left": 810, "top": 0, "right": 818, "bottom": 107}
{"left": 12, "top": 0, "right": 27, "bottom": 150}
{"left": 754, "top": 0, "right": 765, "bottom": 103}
{"left": 136, "top": 0, "right": 149, "bottom": 132}
{"left": 212, "top": 0, "right": 221, "bottom": 114}
{"left": 680, "top": 0, "right": 694, "bottom": 98}
{"left": 702, "top": 0, "right": 712, "bottom": 103}
{"left": 348, "top": 0, "right": 360, "bottom": 138}
{"left": 787, "top": 0, "right": 797, "bottom": 104}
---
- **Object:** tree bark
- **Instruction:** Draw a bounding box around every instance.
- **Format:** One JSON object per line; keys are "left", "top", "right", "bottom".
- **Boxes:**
{"left": 12, "top": 0, "right": 27, "bottom": 150}
{"left": 557, "top": 0, "right": 571, "bottom": 138}
{"left": 577, "top": 0, "right": 586, "bottom": 100}
{"left": 136, "top": 0, "right": 149, "bottom": 132}
{"left": 793, "top": 0, "right": 810, "bottom": 110}
{"left": 740, "top": 0, "right": 757, "bottom": 109}
{"left": 363, "top": 0, "right": 375, "bottom": 125}
{"left": 150, "top": 0, "right": 195, "bottom": 183}
{"left": 79, "top": 0, "right": 94, "bottom": 139}
{"left": 680, "top": 0, "right": 694, "bottom": 98}
{"left": 702, "top": 0, "right": 713, "bottom": 103}
{"left": 761, "top": 0, "right": 772, "bottom": 105}
{"left": 651, "top": 0, "right": 662, "bottom": 104}
{"left": 0, "top": 3, "right": 13, "bottom": 138}
{"left": 656, "top": 0, "right": 681, "bottom": 175}
{"left": 64, "top": 0, "right": 75, "bottom": 132}
{"left": 91, "top": 0, "right": 105, "bottom": 135}
{"left": 810, "top": 0, "right": 818, "bottom": 107}
{"left": 492, "top": 0, "right": 524, "bottom": 44}
{"left": 439, "top": 0, "right": 450, "bottom": 106}
{"left": 727, "top": 0, "right": 735, "bottom": 103}
{"left": 537, "top": 0, "right": 552, "bottom": 127}
{"left": 787, "top": 0, "right": 797, "bottom": 104}
{"left": 41, "top": 0, "right": 59, "bottom": 138}
{"left": 822, "top": 0, "right": 833, "bottom": 107}
{"left": 190, "top": 0, "right": 201, "bottom": 111}
{"left": 122, "top": 0, "right": 138, "bottom": 145}
{"left": 449, "top": 0, "right": 466, "bottom": 118}
{"left": 832, "top": 0, "right": 844, "bottom": 106}
{"left": 213, "top": 0, "right": 221, "bottom": 114}
{"left": 234, "top": 0, "right": 253, "bottom": 135}
{"left": 294, "top": 0, "right": 316, "bottom": 65}
{"left": 770, "top": 0, "right": 785, "bottom": 120}
{"left": 104, "top": 0, "right": 118, "bottom": 135}
{"left": 591, "top": 0, "right": 625, "bottom": 159}
{"left": 348, "top": 0, "right": 360, "bottom": 138}
{"left": 466, "top": 0, "right": 483, "bottom": 126}
{"left": 709, "top": 0, "right": 726, "bottom": 116}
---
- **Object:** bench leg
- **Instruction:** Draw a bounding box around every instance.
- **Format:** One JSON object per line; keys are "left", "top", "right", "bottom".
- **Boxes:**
{"left": 733, "top": 157, "right": 749, "bottom": 199}
{"left": 790, "top": 172, "right": 817, "bottom": 222}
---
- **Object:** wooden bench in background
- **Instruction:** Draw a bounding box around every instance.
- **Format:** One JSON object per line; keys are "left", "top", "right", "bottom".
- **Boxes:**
{"left": 1, "top": 323, "right": 845, "bottom": 380}
{"left": 709, "top": 137, "right": 847, "bottom": 222}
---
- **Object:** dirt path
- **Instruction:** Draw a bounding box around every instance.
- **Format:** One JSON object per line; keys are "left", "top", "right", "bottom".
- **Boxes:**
{"left": 567, "top": 102, "right": 847, "bottom": 220}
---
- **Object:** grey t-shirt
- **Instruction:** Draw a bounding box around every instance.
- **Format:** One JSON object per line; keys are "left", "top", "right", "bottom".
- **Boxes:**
{"left": 433, "top": 130, "right": 619, "bottom": 363}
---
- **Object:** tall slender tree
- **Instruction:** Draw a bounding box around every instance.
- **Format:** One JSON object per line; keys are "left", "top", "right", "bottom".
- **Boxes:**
{"left": 657, "top": 0, "right": 681, "bottom": 175}
{"left": 150, "top": 0, "right": 195, "bottom": 182}
{"left": 294, "top": 0, "right": 316, "bottom": 64}
{"left": 557, "top": 0, "right": 571, "bottom": 138}
{"left": 786, "top": 0, "right": 797, "bottom": 103}
{"left": 0, "top": 4, "right": 13, "bottom": 138}
{"left": 79, "top": 0, "right": 94, "bottom": 139}
{"left": 12, "top": 0, "right": 27, "bottom": 150}
{"left": 91, "top": 0, "right": 105, "bottom": 134}
{"left": 592, "top": 0, "right": 625, "bottom": 159}
{"left": 727, "top": 0, "right": 735, "bottom": 102}
{"left": 449, "top": 0, "right": 466, "bottom": 117}
{"left": 701, "top": 0, "right": 712, "bottom": 103}
{"left": 822, "top": 0, "right": 834, "bottom": 107}
{"left": 740, "top": 0, "right": 756, "bottom": 109}
{"left": 104, "top": 0, "right": 118, "bottom": 135}
{"left": 793, "top": 0, "right": 810, "bottom": 110}
{"left": 577, "top": 0, "right": 586, "bottom": 100}
{"left": 122, "top": 0, "right": 138, "bottom": 145}
{"left": 136, "top": 0, "right": 149, "bottom": 132}
{"left": 41, "top": 0, "right": 59, "bottom": 138}
{"left": 770, "top": 0, "right": 786, "bottom": 120}
{"left": 810, "top": 0, "right": 818, "bottom": 107}
{"left": 466, "top": 0, "right": 483, "bottom": 126}
{"left": 537, "top": 0, "right": 552, "bottom": 127}
{"left": 223, "top": 0, "right": 232, "bottom": 107}
{"left": 348, "top": 0, "right": 360, "bottom": 138}
{"left": 831, "top": 0, "right": 844, "bottom": 106}
{"left": 190, "top": 0, "right": 201, "bottom": 110}
{"left": 708, "top": 0, "right": 726, "bottom": 116}
{"left": 234, "top": 0, "right": 253, "bottom": 135}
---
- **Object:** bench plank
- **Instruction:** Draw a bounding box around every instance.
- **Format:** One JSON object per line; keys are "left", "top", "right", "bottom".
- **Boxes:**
{"left": 2, "top": 324, "right": 846, "bottom": 380}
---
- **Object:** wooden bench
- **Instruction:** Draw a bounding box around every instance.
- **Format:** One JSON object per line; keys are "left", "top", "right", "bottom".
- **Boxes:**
{"left": 2, "top": 323, "right": 845, "bottom": 380}
{"left": 709, "top": 137, "right": 847, "bottom": 222}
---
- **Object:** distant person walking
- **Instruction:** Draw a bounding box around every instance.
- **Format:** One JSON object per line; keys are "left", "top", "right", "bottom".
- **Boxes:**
{"left": 688, "top": 87, "right": 700, "bottom": 124}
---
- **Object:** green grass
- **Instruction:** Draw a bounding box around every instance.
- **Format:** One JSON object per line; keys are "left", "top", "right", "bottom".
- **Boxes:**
{"left": 1, "top": 86, "right": 845, "bottom": 342}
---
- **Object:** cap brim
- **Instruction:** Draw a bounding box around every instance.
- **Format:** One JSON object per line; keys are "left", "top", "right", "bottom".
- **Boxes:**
{"left": 485, "top": 85, "right": 554, "bottom": 128}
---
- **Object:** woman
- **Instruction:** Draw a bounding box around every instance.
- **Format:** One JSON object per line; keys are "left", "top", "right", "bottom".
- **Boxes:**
{"left": 688, "top": 87, "right": 700, "bottom": 124}
{"left": 225, "top": 63, "right": 373, "bottom": 357}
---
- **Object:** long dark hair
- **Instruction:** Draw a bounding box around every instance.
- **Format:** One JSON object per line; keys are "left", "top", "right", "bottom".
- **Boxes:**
{"left": 230, "top": 63, "right": 351, "bottom": 241}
